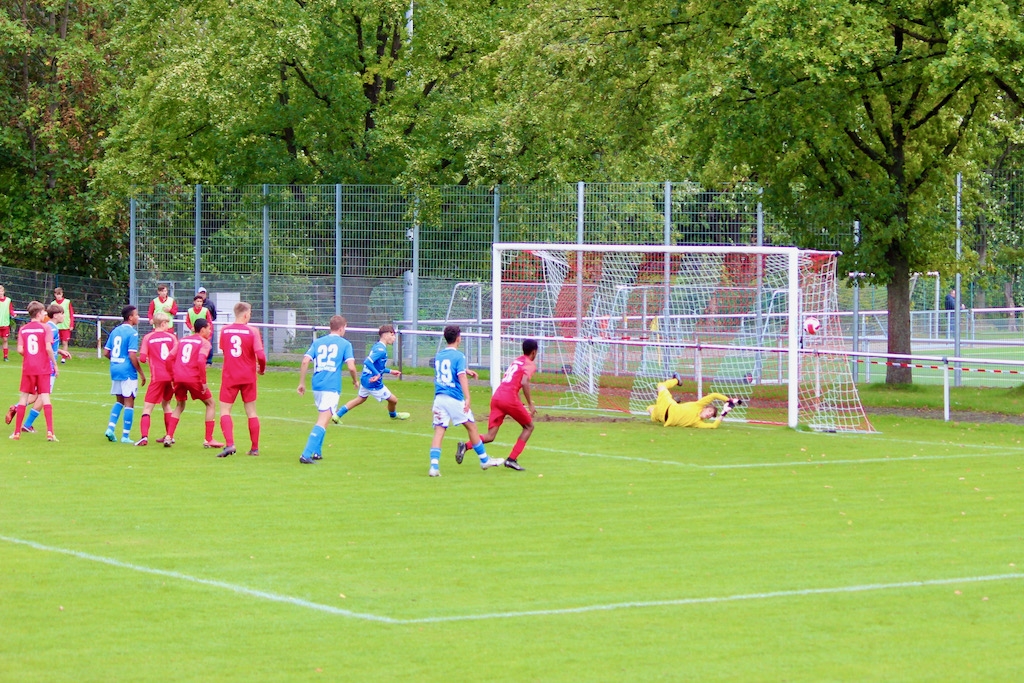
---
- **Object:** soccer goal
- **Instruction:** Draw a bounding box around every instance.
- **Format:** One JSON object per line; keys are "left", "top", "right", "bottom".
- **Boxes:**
{"left": 490, "top": 243, "right": 874, "bottom": 432}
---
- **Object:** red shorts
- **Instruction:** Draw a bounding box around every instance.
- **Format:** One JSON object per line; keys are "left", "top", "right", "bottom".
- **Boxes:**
{"left": 174, "top": 382, "right": 212, "bottom": 402}
{"left": 20, "top": 373, "right": 50, "bottom": 395}
{"left": 145, "top": 380, "right": 175, "bottom": 405}
{"left": 59, "top": 329, "right": 72, "bottom": 342}
{"left": 488, "top": 394, "right": 532, "bottom": 430}
{"left": 220, "top": 382, "right": 257, "bottom": 404}
{"left": 0, "top": 326, "right": 9, "bottom": 339}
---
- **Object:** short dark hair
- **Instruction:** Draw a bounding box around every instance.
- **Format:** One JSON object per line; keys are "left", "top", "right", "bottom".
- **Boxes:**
{"left": 193, "top": 318, "right": 209, "bottom": 332}
{"left": 379, "top": 324, "right": 395, "bottom": 336}
{"left": 122, "top": 305, "right": 137, "bottom": 321}
{"left": 194, "top": 295, "right": 204, "bottom": 303}
{"left": 46, "top": 304, "right": 63, "bottom": 318}
{"left": 522, "top": 339, "right": 538, "bottom": 356}
{"left": 443, "top": 325, "right": 461, "bottom": 344}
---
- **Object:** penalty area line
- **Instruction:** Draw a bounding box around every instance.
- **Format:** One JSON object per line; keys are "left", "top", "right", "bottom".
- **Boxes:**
{"left": 3, "top": 534, "right": 1021, "bottom": 625}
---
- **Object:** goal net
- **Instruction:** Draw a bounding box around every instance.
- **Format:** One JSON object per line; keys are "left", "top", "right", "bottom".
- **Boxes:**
{"left": 490, "top": 243, "right": 874, "bottom": 432}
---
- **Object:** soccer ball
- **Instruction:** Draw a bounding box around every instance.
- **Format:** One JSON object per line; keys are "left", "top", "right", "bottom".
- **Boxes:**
{"left": 804, "top": 317, "right": 821, "bottom": 335}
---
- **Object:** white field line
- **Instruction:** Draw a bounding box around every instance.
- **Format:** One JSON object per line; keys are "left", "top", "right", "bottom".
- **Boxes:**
{"left": 50, "top": 397, "right": 1024, "bottom": 469}
{"left": 2, "top": 535, "right": 1021, "bottom": 624}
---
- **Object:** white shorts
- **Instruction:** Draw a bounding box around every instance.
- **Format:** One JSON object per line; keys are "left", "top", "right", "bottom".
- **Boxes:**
{"left": 111, "top": 379, "right": 138, "bottom": 398}
{"left": 358, "top": 384, "right": 393, "bottom": 402}
{"left": 313, "top": 390, "right": 340, "bottom": 414}
{"left": 432, "top": 394, "right": 474, "bottom": 428}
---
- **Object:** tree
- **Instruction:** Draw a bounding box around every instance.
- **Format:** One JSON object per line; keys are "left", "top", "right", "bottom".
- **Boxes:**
{"left": 483, "top": 0, "right": 1024, "bottom": 382}
{"left": 673, "top": 0, "right": 1024, "bottom": 383}
{"left": 0, "top": 0, "right": 123, "bottom": 277}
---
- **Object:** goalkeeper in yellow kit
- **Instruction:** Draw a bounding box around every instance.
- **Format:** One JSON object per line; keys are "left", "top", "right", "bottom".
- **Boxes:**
{"left": 646, "top": 374, "right": 741, "bottom": 428}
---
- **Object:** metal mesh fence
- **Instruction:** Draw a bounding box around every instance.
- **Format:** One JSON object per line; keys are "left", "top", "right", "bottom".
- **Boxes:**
{"left": 126, "top": 182, "right": 864, "bottom": 364}
{"left": 0, "top": 264, "right": 127, "bottom": 348}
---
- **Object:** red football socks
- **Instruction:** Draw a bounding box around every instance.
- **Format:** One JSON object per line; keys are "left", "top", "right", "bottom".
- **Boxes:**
{"left": 220, "top": 415, "right": 234, "bottom": 447}
{"left": 509, "top": 438, "right": 527, "bottom": 461}
{"left": 248, "top": 417, "right": 260, "bottom": 450}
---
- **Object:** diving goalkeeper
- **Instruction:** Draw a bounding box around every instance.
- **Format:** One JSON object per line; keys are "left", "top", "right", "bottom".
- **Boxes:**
{"left": 646, "top": 374, "right": 741, "bottom": 428}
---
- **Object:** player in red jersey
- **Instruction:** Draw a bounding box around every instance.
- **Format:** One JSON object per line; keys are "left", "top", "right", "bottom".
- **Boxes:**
{"left": 135, "top": 312, "right": 179, "bottom": 446}
{"left": 10, "top": 301, "right": 58, "bottom": 440}
{"left": 215, "top": 301, "right": 266, "bottom": 457}
{"left": 163, "top": 318, "right": 222, "bottom": 449}
{"left": 456, "top": 338, "right": 539, "bottom": 471}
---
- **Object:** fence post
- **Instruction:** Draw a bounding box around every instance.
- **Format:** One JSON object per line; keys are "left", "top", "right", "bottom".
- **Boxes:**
{"left": 411, "top": 195, "right": 420, "bottom": 367}
{"left": 576, "top": 181, "right": 584, "bottom": 336}
{"left": 663, "top": 181, "right": 671, "bottom": 329}
{"left": 129, "top": 197, "right": 137, "bottom": 308}
{"left": 943, "top": 357, "right": 950, "bottom": 421}
{"left": 755, "top": 189, "right": 764, "bottom": 381}
{"left": 955, "top": 172, "right": 962, "bottom": 386}
{"left": 852, "top": 221, "right": 861, "bottom": 383}
{"left": 492, "top": 184, "right": 500, "bottom": 244}
{"left": 335, "top": 184, "right": 342, "bottom": 316}
{"left": 96, "top": 318, "right": 102, "bottom": 359}
{"left": 194, "top": 183, "right": 202, "bottom": 291}
{"left": 262, "top": 184, "right": 270, "bottom": 323}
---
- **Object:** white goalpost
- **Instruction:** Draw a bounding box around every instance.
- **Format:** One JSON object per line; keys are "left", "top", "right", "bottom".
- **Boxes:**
{"left": 490, "top": 242, "right": 874, "bottom": 432}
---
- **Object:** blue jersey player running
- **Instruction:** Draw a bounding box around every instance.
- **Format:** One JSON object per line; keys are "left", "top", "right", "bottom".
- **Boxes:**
{"left": 428, "top": 325, "right": 503, "bottom": 477}
{"left": 103, "top": 305, "right": 146, "bottom": 444}
{"left": 333, "top": 324, "right": 409, "bottom": 423}
{"left": 296, "top": 315, "right": 357, "bottom": 464}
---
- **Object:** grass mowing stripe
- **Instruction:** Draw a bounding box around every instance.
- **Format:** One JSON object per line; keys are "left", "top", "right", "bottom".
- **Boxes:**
{"left": 4, "top": 534, "right": 1021, "bottom": 624}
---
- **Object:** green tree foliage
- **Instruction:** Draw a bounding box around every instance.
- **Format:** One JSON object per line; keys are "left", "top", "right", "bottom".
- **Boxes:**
{"left": 0, "top": 0, "right": 123, "bottom": 277}
{"left": 97, "top": 0, "right": 518, "bottom": 194}
{"left": 479, "top": 0, "right": 1024, "bottom": 382}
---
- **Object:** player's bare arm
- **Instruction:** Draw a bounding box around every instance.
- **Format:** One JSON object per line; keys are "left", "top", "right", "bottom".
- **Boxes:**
{"left": 522, "top": 376, "right": 537, "bottom": 416}
{"left": 297, "top": 355, "right": 311, "bottom": 395}
{"left": 347, "top": 358, "right": 358, "bottom": 388}
{"left": 459, "top": 371, "right": 472, "bottom": 412}
{"left": 465, "top": 368, "right": 479, "bottom": 379}
{"left": 130, "top": 350, "right": 146, "bottom": 386}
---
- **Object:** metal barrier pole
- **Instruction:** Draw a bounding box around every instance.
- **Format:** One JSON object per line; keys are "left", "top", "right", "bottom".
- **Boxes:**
{"left": 96, "top": 319, "right": 102, "bottom": 359}
{"left": 942, "top": 358, "right": 951, "bottom": 421}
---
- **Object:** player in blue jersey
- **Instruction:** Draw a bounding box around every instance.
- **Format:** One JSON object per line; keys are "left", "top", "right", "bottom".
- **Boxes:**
{"left": 296, "top": 315, "right": 358, "bottom": 464}
{"left": 428, "top": 325, "right": 503, "bottom": 477}
{"left": 103, "top": 305, "right": 146, "bottom": 443}
{"left": 19, "top": 304, "right": 71, "bottom": 435}
{"left": 333, "top": 324, "right": 409, "bottom": 423}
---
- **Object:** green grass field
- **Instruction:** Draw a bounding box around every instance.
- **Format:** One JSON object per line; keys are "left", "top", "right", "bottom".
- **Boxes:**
{"left": 2, "top": 357, "right": 1023, "bottom": 681}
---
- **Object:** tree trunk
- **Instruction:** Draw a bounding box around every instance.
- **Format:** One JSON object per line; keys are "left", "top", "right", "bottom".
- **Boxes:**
{"left": 885, "top": 244, "right": 913, "bottom": 384}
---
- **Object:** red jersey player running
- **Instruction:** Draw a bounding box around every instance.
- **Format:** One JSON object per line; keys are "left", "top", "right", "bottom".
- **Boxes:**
{"left": 163, "top": 318, "right": 222, "bottom": 448}
{"left": 10, "top": 301, "right": 58, "bottom": 441}
{"left": 136, "top": 312, "right": 179, "bottom": 446}
{"left": 456, "top": 338, "right": 539, "bottom": 471}
{"left": 215, "top": 301, "right": 266, "bottom": 457}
